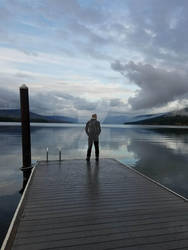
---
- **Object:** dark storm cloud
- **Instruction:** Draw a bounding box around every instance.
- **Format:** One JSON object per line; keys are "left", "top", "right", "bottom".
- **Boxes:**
{"left": 111, "top": 60, "right": 188, "bottom": 110}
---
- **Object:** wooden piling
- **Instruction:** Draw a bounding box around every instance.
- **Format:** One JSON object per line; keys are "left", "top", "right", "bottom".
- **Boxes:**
{"left": 19, "top": 85, "right": 32, "bottom": 192}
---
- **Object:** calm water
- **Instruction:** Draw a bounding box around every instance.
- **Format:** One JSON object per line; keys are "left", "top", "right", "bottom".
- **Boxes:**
{"left": 1, "top": 123, "right": 188, "bottom": 245}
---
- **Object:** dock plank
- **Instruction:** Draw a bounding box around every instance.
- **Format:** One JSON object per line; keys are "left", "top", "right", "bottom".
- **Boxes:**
{"left": 3, "top": 158, "right": 188, "bottom": 250}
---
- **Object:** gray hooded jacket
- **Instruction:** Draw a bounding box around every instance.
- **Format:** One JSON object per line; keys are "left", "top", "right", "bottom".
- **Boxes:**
{"left": 85, "top": 118, "right": 101, "bottom": 141}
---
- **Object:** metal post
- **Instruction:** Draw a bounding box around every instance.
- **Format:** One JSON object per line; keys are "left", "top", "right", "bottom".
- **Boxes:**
{"left": 19, "top": 84, "right": 32, "bottom": 193}
{"left": 59, "top": 149, "right": 61, "bottom": 161}
{"left": 46, "top": 147, "right": 48, "bottom": 162}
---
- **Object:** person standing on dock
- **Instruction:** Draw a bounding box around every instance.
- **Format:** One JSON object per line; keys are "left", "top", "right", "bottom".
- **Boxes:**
{"left": 85, "top": 114, "right": 101, "bottom": 161}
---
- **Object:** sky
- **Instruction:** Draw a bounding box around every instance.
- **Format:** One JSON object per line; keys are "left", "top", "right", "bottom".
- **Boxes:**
{"left": 1, "top": 0, "right": 188, "bottom": 121}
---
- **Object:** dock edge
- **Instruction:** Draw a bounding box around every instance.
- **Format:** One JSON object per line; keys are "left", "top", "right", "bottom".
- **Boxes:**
{"left": 1, "top": 162, "right": 38, "bottom": 250}
{"left": 115, "top": 159, "right": 188, "bottom": 202}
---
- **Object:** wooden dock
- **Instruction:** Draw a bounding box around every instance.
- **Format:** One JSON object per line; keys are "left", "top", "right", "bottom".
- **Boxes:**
{"left": 2, "top": 158, "right": 188, "bottom": 250}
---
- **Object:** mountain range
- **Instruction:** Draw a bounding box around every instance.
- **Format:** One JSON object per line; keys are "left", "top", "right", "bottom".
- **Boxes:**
{"left": 124, "top": 108, "right": 188, "bottom": 126}
{"left": 1, "top": 108, "right": 188, "bottom": 125}
{"left": 0, "top": 109, "right": 78, "bottom": 123}
{"left": 103, "top": 113, "right": 164, "bottom": 124}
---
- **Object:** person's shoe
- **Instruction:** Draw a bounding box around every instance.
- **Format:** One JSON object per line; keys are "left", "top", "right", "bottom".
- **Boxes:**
{"left": 95, "top": 157, "right": 99, "bottom": 161}
{"left": 86, "top": 158, "right": 90, "bottom": 161}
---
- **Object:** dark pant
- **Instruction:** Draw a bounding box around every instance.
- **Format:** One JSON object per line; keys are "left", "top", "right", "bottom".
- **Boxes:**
{"left": 87, "top": 139, "right": 99, "bottom": 159}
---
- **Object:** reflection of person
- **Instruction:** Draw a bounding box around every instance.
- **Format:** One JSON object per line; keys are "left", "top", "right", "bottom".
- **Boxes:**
{"left": 86, "top": 161, "right": 99, "bottom": 196}
{"left": 85, "top": 114, "right": 101, "bottom": 161}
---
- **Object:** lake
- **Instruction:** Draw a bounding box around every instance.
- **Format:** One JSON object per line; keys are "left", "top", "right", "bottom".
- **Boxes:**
{"left": 1, "top": 123, "right": 188, "bottom": 245}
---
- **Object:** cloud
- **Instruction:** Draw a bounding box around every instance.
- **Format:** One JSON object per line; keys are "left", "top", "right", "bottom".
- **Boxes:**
{"left": 29, "top": 91, "right": 99, "bottom": 116}
{"left": 111, "top": 60, "right": 188, "bottom": 110}
{"left": 0, "top": 87, "right": 98, "bottom": 116}
{"left": 110, "top": 98, "right": 125, "bottom": 107}
{"left": 121, "top": 0, "right": 188, "bottom": 63}
{"left": 2, "top": 0, "right": 188, "bottom": 65}
{"left": 0, "top": 88, "right": 19, "bottom": 109}
{"left": 2, "top": 0, "right": 188, "bottom": 115}
{"left": 43, "top": 0, "right": 104, "bottom": 25}
{"left": 0, "top": 85, "right": 129, "bottom": 121}
{"left": 30, "top": 91, "right": 130, "bottom": 118}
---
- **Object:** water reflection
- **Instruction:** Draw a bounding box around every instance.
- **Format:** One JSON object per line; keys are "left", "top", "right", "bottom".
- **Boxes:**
{"left": 86, "top": 161, "right": 100, "bottom": 199}
{"left": 0, "top": 192, "right": 20, "bottom": 244}
{"left": 1, "top": 125, "right": 188, "bottom": 197}
{"left": 125, "top": 128, "right": 188, "bottom": 198}
{"left": 1, "top": 124, "right": 188, "bottom": 246}
{"left": 29, "top": 125, "right": 188, "bottom": 198}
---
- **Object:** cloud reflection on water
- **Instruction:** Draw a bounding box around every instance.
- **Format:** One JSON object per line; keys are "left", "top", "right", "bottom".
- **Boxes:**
{"left": 1, "top": 124, "right": 188, "bottom": 245}
{"left": 1, "top": 125, "right": 188, "bottom": 197}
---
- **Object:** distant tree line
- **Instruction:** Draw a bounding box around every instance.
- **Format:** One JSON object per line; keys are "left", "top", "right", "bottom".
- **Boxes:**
{"left": 125, "top": 115, "right": 188, "bottom": 126}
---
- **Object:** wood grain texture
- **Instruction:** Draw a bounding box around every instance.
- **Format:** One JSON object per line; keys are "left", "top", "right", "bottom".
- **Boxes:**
{"left": 9, "top": 159, "right": 188, "bottom": 250}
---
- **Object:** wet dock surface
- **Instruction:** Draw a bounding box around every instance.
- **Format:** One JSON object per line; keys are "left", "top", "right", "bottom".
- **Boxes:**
{"left": 4, "top": 159, "right": 188, "bottom": 249}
